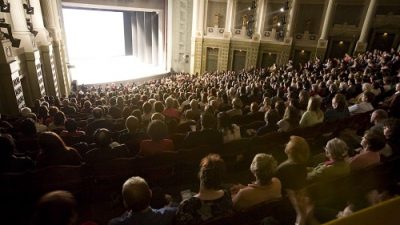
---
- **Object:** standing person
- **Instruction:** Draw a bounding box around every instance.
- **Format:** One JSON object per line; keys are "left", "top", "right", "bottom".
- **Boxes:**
{"left": 176, "top": 154, "right": 232, "bottom": 225}
{"left": 109, "top": 176, "right": 176, "bottom": 225}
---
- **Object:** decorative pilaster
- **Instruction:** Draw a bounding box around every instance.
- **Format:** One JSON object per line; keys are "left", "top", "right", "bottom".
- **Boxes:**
{"left": 316, "top": 0, "right": 335, "bottom": 58}
{"left": 30, "top": 0, "right": 51, "bottom": 45}
{"left": 355, "top": 0, "right": 377, "bottom": 53}
{"left": 0, "top": 38, "right": 26, "bottom": 115}
{"left": 284, "top": 0, "right": 299, "bottom": 44}
{"left": 40, "top": 0, "right": 69, "bottom": 96}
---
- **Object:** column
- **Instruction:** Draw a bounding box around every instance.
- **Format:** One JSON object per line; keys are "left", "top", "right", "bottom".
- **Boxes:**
{"left": 224, "top": 0, "right": 234, "bottom": 38}
{"left": 197, "top": 0, "right": 205, "bottom": 37}
{"left": 30, "top": 0, "right": 58, "bottom": 97}
{"left": 355, "top": 0, "right": 377, "bottom": 53}
{"left": 41, "top": 0, "right": 69, "bottom": 96}
{"left": 30, "top": 0, "right": 51, "bottom": 46}
{"left": 319, "top": 0, "right": 335, "bottom": 41}
{"left": 9, "top": 0, "right": 36, "bottom": 52}
{"left": 190, "top": 0, "right": 200, "bottom": 74}
{"left": 285, "top": 0, "right": 299, "bottom": 43}
{"left": 316, "top": 0, "right": 335, "bottom": 58}
{"left": 254, "top": 0, "right": 266, "bottom": 40}
{"left": 9, "top": 0, "right": 45, "bottom": 106}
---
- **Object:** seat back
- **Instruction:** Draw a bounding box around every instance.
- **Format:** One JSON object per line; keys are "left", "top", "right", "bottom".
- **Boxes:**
{"left": 32, "top": 165, "right": 84, "bottom": 194}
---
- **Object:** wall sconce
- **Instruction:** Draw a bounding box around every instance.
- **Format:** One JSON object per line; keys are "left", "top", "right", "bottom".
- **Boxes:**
{"left": 23, "top": 0, "right": 34, "bottom": 15}
{"left": 383, "top": 32, "right": 388, "bottom": 37}
{"left": 339, "top": 41, "right": 344, "bottom": 45}
{"left": 0, "top": 22, "right": 21, "bottom": 48}
{"left": 0, "top": 0, "right": 10, "bottom": 12}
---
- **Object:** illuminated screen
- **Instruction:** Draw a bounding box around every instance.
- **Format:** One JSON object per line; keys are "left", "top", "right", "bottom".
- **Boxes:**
{"left": 63, "top": 8, "right": 165, "bottom": 84}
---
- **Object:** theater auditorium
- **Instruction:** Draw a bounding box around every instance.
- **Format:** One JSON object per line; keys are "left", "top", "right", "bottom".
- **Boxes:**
{"left": 0, "top": 0, "right": 400, "bottom": 225}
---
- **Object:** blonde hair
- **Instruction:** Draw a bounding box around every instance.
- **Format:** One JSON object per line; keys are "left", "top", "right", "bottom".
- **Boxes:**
{"left": 285, "top": 136, "right": 310, "bottom": 164}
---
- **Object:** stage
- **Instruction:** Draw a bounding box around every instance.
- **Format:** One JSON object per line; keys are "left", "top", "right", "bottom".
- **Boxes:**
{"left": 69, "top": 56, "right": 168, "bottom": 85}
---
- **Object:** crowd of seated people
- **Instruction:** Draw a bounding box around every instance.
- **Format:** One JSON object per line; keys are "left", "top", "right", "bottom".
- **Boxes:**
{"left": 1, "top": 48, "right": 400, "bottom": 225}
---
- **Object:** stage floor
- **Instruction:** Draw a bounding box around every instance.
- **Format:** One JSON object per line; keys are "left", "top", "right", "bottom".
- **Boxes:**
{"left": 69, "top": 56, "right": 167, "bottom": 85}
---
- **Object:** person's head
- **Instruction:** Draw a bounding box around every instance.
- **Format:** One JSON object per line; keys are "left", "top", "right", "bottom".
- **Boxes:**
{"left": 65, "top": 119, "right": 78, "bottom": 133}
{"left": 199, "top": 154, "right": 225, "bottom": 190}
{"left": 92, "top": 107, "right": 104, "bottom": 119}
{"left": 362, "top": 91, "right": 374, "bottom": 103}
{"left": 94, "top": 128, "right": 112, "bottom": 148}
{"left": 154, "top": 101, "right": 165, "bottom": 113}
{"left": 20, "top": 118, "right": 37, "bottom": 135}
{"left": 21, "top": 107, "right": 32, "bottom": 117}
{"left": 383, "top": 119, "right": 400, "bottom": 141}
{"left": 250, "top": 153, "right": 277, "bottom": 185}
{"left": 264, "top": 109, "right": 280, "bottom": 126}
{"left": 232, "top": 98, "right": 243, "bottom": 109}
{"left": 307, "top": 96, "right": 322, "bottom": 112}
{"left": 151, "top": 112, "right": 165, "bottom": 121}
{"left": 125, "top": 116, "right": 140, "bottom": 133}
{"left": 122, "top": 176, "right": 152, "bottom": 212}
{"left": 361, "top": 131, "right": 386, "bottom": 152}
{"left": 325, "top": 138, "right": 349, "bottom": 161}
{"left": 142, "top": 102, "right": 152, "bottom": 114}
{"left": 83, "top": 100, "right": 92, "bottom": 110}
{"left": 53, "top": 111, "right": 66, "bottom": 126}
{"left": 147, "top": 120, "right": 168, "bottom": 142}
{"left": 370, "top": 109, "right": 388, "bottom": 124}
{"left": 165, "top": 97, "right": 175, "bottom": 109}
{"left": 0, "top": 133, "right": 16, "bottom": 158}
{"left": 38, "top": 132, "right": 68, "bottom": 153}
{"left": 285, "top": 136, "right": 310, "bottom": 164}
{"left": 201, "top": 112, "right": 217, "bottom": 129}
{"left": 190, "top": 99, "right": 199, "bottom": 110}
{"left": 250, "top": 102, "right": 259, "bottom": 113}
{"left": 332, "top": 93, "right": 347, "bottom": 111}
{"left": 32, "top": 191, "right": 77, "bottom": 225}
{"left": 38, "top": 105, "right": 49, "bottom": 119}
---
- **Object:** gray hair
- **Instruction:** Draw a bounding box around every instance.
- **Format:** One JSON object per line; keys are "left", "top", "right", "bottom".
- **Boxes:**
{"left": 325, "top": 138, "right": 349, "bottom": 161}
{"left": 250, "top": 154, "right": 277, "bottom": 185}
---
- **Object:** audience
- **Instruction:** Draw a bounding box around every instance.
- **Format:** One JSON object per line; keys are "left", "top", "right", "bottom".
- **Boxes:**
{"left": 1, "top": 48, "right": 400, "bottom": 225}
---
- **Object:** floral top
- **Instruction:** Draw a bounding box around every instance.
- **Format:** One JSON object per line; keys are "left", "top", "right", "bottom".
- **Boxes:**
{"left": 175, "top": 190, "right": 233, "bottom": 225}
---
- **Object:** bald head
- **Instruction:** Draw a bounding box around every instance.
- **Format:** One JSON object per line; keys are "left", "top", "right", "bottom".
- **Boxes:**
{"left": 122, "top": 177, "right": 152, "bottom": 212}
